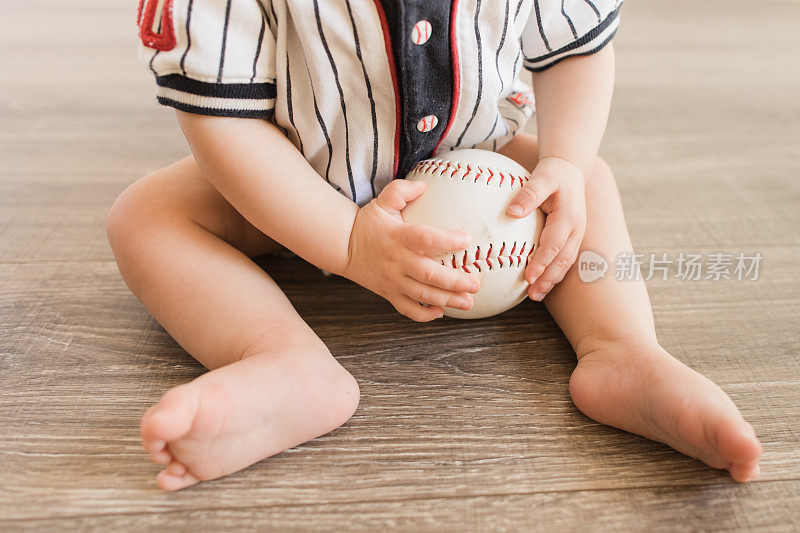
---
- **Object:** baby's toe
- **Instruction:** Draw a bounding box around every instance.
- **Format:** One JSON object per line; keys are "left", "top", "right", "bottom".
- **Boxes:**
{"left": 730, "top": 462, "right": 761, "bottom": 483}
{"left": 140, "top": 385, "right": 201, "bottom": 443}
{"left": 706, "top": 416, "right": 761, "bottom": 482}
{"left": 156, "top": 461, "right": 200, "bottom": 491}
{"left": 713, "top": 416, "right": 762, "bottom": 465}
{"left": 165, "top": 461, "right": 187, "bottom": 476}
{"left": 142, "top": 438, "right": 172, "bottom": 465}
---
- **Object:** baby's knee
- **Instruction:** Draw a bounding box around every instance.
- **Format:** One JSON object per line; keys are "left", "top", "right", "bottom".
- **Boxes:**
{"left": 106, "top": 171, "right": 189, "bottom": 261}
{"left": 107, "top": 175, "right": 160, "bottom": 253}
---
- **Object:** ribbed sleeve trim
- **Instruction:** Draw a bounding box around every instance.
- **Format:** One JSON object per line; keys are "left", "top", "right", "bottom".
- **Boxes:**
{"left": 154, "top": 74, "right": 276, "bottom": 118}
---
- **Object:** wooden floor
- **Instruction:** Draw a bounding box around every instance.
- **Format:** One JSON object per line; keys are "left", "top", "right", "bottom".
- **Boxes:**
{"left": 2, "top": 0, "right": 799, "bottom": 530}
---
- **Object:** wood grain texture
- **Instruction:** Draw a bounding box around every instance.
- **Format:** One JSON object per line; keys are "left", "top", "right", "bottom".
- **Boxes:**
{"left": 1, "top": 0, "right": 799, "bottom": 531}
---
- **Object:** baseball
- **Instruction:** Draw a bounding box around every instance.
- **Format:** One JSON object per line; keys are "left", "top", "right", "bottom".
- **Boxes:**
{"left": 402, "top": 149, "right": 545, "bottom": 319}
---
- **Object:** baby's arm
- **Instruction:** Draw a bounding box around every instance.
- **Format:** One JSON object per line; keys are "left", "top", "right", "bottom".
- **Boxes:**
{"left": 177, "top": 112, "right": 358, "bottom": 274}
{"left": 177, "top": 111, "right": 479, "bottom": 320}
{"left": 507, "top": 44, "right": 616, "bottom": 300}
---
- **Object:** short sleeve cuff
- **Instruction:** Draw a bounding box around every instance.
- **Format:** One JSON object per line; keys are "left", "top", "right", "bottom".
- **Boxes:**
{"left": 524, "top": 7, "right": 620, "bottom": 72}
{"left": 154, "top": 74, "right": 276, "bottom": 118}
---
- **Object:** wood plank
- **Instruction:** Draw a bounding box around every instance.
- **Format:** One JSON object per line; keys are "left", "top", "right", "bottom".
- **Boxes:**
{"left": 3, "top": 480, "right": 800, "bottom": 532}
{"left": 2, "top": 0, "right": 800, "bottom": 529}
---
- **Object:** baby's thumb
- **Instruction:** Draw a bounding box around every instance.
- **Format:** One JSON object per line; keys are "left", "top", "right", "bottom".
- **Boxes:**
{"left": 375, "top": 179, "right": 426, "bottom": 213}
{"left": 507, "top": 176, "right": 556, "bottom": 218}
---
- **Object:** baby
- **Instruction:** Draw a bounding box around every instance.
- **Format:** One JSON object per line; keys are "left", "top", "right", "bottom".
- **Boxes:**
{"left": 109, "top": 0, "right": 762, "bottom": 490}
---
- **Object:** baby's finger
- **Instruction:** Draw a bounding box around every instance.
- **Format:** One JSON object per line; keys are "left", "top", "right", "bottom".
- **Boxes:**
{"left": 375, "top": 179, "right": 426, "bottom": 214}
{"left": 528, "top": 233, "right": 580, "bottom": 300}
{"left": 404, "top": 256, "right": 480, "bottom": 293}
{"left": 399, "top": 223, "right": 470, "bottom": 253}
{"left": 525, "top": 213, "right": 572, "bottom": 283}
{"left": 507, "top": 173, "right": 558, "bottom": 218}
{"left": 402, "top": 277, "right": 474, "bottom": 311}
{"left": 391, "top": 295, "right": 445, "bottom": 322}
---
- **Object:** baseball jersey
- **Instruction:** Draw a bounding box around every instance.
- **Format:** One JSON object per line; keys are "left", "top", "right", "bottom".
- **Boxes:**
{"left": 137, "top": 0, "right": 623, "bottom": 206}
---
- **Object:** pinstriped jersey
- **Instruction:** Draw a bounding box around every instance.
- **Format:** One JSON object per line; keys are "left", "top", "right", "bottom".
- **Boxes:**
{"left": 137, "top": 0, "right": 623, "bottom": 206}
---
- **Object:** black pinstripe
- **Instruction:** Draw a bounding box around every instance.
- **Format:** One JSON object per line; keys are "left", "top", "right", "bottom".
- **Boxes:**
{"left": 313, "top": 0, "right": 356, "bottom": 201}
{"left": 480, "top": 114, "right": 500, "bottom": 144}
{"left": 252, "top": 1, "right": 275, "bottom": 82}
{"left": 583, "top": 0, "right": 602, "bottom": 21}
{"left": 494, "top": 0, "right": 510, "bottom": 95}
{"left": 217, "top": 0, "right": 232, "bottom": 83}
{"left": 267, "top": 0, "right": 278, "bottom": 30}
{"left": 532, "top": 0, "right": 551, "bottom": 52}
{"left": 255, "top": 2, "right": 273, "bottom": 38}
{"left": 179, "top": 0, "right": 194, "bottom": 75}
{"left": 304, "top": 56, "right": 334, "bottom": 184}
{"left": 147, "top": 3, "right": 164, "bottom": 76}
{"left": 286, "top": 54, "right": 305, "bottom": 156}
{"left": 345, "top": 0, "right": 379, "bottom": 198}
{"left": 148, "top": 50, "right": 160, "bottom": 76}
{"left": 513, "top": 0, "right": 524, "bottom": 22}
{"left": 456, "top": 0, "right": 484, "bottom": 147}
{"left": 251, "top": 16, "right": 266, "bottom": 83}
{"left": 561, "top": 0, "right": 578, "bottom": 39}
{"left": 511, "top": 47, "right": 522, "bottom": 80}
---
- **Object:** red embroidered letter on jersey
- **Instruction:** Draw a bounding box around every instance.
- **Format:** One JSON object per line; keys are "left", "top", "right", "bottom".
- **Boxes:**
{"left": 137, "top": 0, "right": 176, "bottom": 51}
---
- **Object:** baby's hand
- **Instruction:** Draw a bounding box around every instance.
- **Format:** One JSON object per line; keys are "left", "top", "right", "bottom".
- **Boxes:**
{"left": 506, "top": 156, "right": 587, "bottom": 301}
{"left": 343, "top": 180, "right": 480, "bottom": 322}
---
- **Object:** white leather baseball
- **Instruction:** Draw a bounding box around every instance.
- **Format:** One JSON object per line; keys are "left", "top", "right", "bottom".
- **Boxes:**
{"left": 402, "top": 149, "right": 545, "bottom": 319}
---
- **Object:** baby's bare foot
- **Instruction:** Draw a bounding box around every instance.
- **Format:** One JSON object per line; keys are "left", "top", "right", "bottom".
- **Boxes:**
{"left": 140, "top": 351, "right": 359, "bottom": 490}
{"left": 569, "top": 339, "right": 762, "bottom": 481}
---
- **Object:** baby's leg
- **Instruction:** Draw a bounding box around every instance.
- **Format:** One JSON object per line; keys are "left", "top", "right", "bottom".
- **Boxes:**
{"left": 107, "top": 157, "right": 359, "bottom": 490}
{"left": 500, "top": 134, "right": 762, "bottom": 481}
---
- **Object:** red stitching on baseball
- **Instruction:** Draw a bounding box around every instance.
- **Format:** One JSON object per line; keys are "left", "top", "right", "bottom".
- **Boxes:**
{"left": 411, "top": 158, "right": 530, "bottom": 189}
{"left": 447, "top": 241, "right": 534, "bottom": 272}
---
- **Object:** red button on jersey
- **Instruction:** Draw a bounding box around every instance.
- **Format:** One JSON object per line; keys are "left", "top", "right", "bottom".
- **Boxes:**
{"left": 417, "top": 115, "right": 439, "bottom": 133}
{"left": 411, "top": 20, "right": 432, "bottom": 46}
